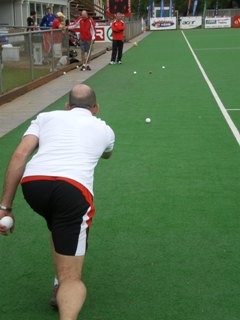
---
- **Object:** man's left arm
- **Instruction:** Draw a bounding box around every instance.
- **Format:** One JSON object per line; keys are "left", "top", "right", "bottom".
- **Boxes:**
{"left": 119, "top": 21, "right": 126, "bottom": 31}
{"left": 90, "top": 17, "right": 96, "bottom": 41}
{"left": 101, "top": 126, "right": 115, "bottom": 160}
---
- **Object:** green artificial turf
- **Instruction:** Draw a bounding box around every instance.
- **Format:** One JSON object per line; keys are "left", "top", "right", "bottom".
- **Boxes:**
{"left": 2, "top": 66, "right": 50, "bottom": 93}
{"left": 0, "top": 30, "right": 240, "bottom": 320}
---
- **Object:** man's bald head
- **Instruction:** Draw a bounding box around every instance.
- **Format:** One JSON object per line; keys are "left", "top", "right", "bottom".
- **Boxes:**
{"left": 81, "top": 10, "right": 88, "bottom": 18}
{"left": 69, "top": 84, "right": 97, "bottom": 110}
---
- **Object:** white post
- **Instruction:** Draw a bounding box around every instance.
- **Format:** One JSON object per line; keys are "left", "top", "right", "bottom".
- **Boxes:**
{"left": 22, "top": 0, "right": 29, "bottom": 27}
{"left": 14, "top": 0, "right": 24, "bottom": 26}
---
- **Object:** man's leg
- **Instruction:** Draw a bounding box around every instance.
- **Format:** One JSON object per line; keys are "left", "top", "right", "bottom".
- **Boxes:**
{"left": 80, "top": 40, "right": 86, "bottom": 70}
{"left": 87, "top": 41, "right": 92, "bottom": 64}
{"left": 117, "top": 40, "right": 124, "bottom": 62}
{"left": 110, "top": 40, "right": 118, "bottom": 63}
{"left": 81, "top": 49, "right": 85, "bottom": 66}
{"left": 52, "top": 241, "right": 86, "bottom": 320}
{"left": 50, "top": 236, "right": 59, "bottom": 308}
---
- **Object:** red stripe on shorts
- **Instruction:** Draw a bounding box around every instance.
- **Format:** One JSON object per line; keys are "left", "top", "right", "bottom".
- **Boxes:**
{"left": 21, "top": 176, "right": 95, "bottom": 227}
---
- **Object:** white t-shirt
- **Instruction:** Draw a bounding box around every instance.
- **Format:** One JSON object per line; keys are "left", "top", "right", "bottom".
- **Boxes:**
{"left": 22, "top": 108, "right": 115, "bottom": 195}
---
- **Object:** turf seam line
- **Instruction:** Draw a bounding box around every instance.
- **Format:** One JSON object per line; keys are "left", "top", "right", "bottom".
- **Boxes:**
{"left": 181, "top": 31, "right": 240, "bottom": 146}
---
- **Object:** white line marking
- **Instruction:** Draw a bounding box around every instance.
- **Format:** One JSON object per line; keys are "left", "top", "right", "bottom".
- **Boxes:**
{"left": 195, "top": 47, "right": 240, "bottom": 51}
{"left": 226, "top": 109, "right": 240, "bottom": 111}
{"left": 182, "top": 31, "right": 240, "bottom": 146}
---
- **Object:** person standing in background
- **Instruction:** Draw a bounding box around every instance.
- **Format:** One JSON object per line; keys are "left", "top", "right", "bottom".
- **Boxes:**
{"left": 110, "top": 13, "right": 126, "bottom": 65}
{"left": 52, "top": 12, "right": 66, "bottom": 69}
{"left": 27, "top": 11, "right": 38, "bottom": 31}
{"left": 40, "top": 7, "right": 55, "bottom": 29}
{"left": 68, "top": 10, "right": 96, "bottom": 71}
{"left": 52, "top": 12, "right": 66, "bottom": 29}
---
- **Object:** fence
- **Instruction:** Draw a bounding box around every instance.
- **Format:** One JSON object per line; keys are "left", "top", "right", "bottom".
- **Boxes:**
{"left": 206, "top": 8, "right": 240, "bottom": 17}
{"left": 125, "top": 19, "right": 144, "bottom": 41}
{"left": 0, "top": 29, "right": 69, "bottom": 95}
{"left": 0, "top": 19, "right": 143, "bottom": 96}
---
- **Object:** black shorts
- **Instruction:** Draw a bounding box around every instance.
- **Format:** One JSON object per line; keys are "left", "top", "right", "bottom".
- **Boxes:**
{"left": 21, "top": 177, "right": 95, "bottom": 256}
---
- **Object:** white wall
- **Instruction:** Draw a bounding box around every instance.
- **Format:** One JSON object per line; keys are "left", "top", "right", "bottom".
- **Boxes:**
{"left": 0, "top": 0, "right": 69, "bottom": 27}
{"left": 0, "top": 1, "right": 15, "bottom": 26}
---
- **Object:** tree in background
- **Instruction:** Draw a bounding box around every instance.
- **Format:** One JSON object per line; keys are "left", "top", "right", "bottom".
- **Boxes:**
{"left": 130, "top": 0, "right": 240, "bottom": 16}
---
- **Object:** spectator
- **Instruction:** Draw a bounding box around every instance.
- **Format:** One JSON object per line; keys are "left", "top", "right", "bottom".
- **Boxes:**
{"left": 52, "top": 12, "right": 66, "bottom": 29}
{"left": 40, "top": 7, "right": 55, "bottom": 29}
{"left": 27, "top": 10, "right": 37, "bottom": 31}
{"left": 52, "top": 12, "right": 66, "bottom": 65}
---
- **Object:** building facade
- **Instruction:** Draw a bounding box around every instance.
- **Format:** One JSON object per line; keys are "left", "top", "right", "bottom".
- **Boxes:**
{"left": 0, "top": 0, "right": 70, "bottom": 27}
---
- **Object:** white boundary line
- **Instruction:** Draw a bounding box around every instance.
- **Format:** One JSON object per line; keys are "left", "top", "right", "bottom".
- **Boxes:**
{"left": 226, "top": 109, "right": 240, "bottom": 111}
{"left": 181, "top": 31, "right": 240, "bottom": 146}
{"left": 195, "top": 47, "right": 240, "bottom": 51}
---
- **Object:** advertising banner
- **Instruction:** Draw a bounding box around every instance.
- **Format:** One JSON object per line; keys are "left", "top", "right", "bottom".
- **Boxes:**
{"left": 233, "top": 16, "right": 240, "bottom": 28}
{"left": 95, "top": 26, "right": 112, "bottom": 42}
{"left": 150, "top": 17, "right": 177, "bottom": 30}
{"left": 205, "top": 17, "right": 231, "bottom": 29}
{"left": 180, "top": 16, "right": 202, "bottom": 29}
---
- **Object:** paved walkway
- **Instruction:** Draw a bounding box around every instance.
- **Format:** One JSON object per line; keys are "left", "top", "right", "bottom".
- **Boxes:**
{"left": 0, "top": 32, "right": 150, "bottom": 138}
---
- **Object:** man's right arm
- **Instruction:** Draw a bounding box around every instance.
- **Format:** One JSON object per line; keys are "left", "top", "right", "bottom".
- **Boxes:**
{"left": 0, "top": 135, "right": 39, "bottom": 214}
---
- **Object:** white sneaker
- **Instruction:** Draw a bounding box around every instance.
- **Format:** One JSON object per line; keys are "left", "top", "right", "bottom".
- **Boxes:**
{"left": 117, "top": 61, "right": 122, "bottom": 64}
{"left": 109, "top": 61, "right": 116, "bottom": 65}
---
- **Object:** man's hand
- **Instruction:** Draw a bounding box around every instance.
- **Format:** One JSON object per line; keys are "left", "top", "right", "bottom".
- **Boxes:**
{"left": 0, "top": 211, "right": 15, "bottom": 236}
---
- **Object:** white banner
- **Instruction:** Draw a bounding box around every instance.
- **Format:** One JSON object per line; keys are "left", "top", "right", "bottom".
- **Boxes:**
{"left": 180, "top": 16, "right": 202, "bottom": 29}
{"left": 205, "top": 17, "right": 231, "bottom": 29}
{"left": 150, "top": 17, "right": 177, "bottom": 30}
{"left": 95, "top": 26, "right": 112, "bottom": 42}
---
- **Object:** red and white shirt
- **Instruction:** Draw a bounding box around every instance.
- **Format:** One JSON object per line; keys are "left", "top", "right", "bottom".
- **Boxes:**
{"left": 68, "top": 17, "right": 96, "bottom": 41}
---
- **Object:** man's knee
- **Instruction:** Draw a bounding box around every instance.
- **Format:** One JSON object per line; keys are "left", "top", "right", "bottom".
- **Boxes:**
{"left": 58, "top": 269, "right": 80, "bottom": 283}
{"left": 55, "top": 254, "right": 85, "bottom": 283}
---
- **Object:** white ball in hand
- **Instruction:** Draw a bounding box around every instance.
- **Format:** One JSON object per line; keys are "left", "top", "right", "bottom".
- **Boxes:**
{"left": 0, "top": 216, "right": 14, "bottom": 230}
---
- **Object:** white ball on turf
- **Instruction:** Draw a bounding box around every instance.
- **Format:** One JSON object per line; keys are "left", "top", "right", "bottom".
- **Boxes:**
{"left": 162, "top": 66, "right": 166, "bottom": 69}
{"left": 145, "top": 118, "right": 151, "bottom": 123}
{"left": 133, "top": 71, "right": 137, "bottom": 74}
{"left": 0, "top": 216, "right": 14, "bottom": 230}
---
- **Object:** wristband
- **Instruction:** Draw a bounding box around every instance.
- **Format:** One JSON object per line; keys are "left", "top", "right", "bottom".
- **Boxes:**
{"left": 0, "top": 204, "right": 12, "bottom": 212}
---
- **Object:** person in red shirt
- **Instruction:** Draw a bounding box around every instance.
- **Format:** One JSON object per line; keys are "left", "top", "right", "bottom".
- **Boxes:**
{"left": 110, "top": 13, "right": 126, "bottom": 65}
{"left": 51, "top": 12, "right": 66, "bottom": 67}
{"left": 68, "top": 11, "right": 96, "bottom": 71}
{"left": 52, "top": 12, "right": 65, "bottom": 29}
